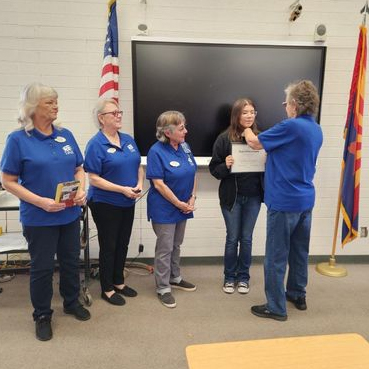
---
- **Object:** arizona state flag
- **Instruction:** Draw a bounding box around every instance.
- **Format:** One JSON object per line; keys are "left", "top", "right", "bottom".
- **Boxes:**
{"left": 341, "top": 25, "right": 367, "bottom": 246}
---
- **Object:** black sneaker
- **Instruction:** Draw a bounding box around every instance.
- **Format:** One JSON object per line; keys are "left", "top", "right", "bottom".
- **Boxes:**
{"left": 63, "top": 304, "right": 91, "bottom": 321}
{"left": 35, "top": 315, "right": 52, "bottom": 341}
{"left": 158, "top": 292, "right": 177, "bottom": 308}
{"left": 286, "top": 295, "right": 307, "bottom": 310}
{"left": 114, "top": 285, "right": 138, "bottom": 297}
{"left": 170, "top": 279, "right": 197, "bottom": 292}
{"left": 251, "top": 304, "right": 287, "bottom": 321}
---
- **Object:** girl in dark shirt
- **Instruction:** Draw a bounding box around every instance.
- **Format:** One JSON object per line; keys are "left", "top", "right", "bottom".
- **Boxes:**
{"left": 209, "top": 98, "right": 263, "bottom": 294}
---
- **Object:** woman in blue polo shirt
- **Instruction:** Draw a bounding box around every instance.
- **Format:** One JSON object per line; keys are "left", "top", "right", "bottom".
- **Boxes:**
{"left": 0, "top": 82, "right": 90, "bottom": 341}
{"left": 146, "top": 111, "right": 197, "bottom": 308}
{"left": 84, "top": 98, "right": 144, "bottom": 306}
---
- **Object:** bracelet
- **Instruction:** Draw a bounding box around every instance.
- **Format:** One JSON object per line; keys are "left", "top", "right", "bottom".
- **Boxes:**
{"left": 190, "top": 194, "right": 197, "bottom": 200}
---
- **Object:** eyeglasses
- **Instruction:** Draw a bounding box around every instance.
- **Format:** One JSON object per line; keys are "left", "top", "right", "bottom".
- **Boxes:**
{"left": 100, "top": 110, "right": 123, "bottom": 117}
{"left": 244, "top": 111, "right": 257, "bottom": 116}
{"left": 283, "top": 99, "right": 296, "bottom": 107}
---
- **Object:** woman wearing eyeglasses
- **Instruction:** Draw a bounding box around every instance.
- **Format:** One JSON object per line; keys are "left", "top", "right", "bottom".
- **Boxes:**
{"left": 146, "top": 111, "right": 197, "bottom": 308}
{"left": 84, "top": 98, "right": 144, "bottom": 306}
{"left": 209, "top": 98, "right": 263, "bottom": 295}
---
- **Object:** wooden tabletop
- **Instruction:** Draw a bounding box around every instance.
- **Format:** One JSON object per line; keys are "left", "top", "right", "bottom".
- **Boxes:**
{"left": 186, "top": 333, "right": 369, "bottom": 369}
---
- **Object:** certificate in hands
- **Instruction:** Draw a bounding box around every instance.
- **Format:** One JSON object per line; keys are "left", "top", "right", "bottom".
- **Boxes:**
{"left": 230, "top": 143, "right": 266, "bottom": 173}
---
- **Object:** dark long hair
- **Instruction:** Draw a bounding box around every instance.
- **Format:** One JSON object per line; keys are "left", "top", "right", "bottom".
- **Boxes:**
{"left": 228, "top": 98, "right": 259, "bottom": 142}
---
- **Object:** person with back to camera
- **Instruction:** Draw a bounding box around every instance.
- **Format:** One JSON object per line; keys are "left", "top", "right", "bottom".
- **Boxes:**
{"left": 0, "top": 82, "right": 90, "bottom": 341}
{"left": 245, "top": 80, "right": 323, "bottom": 321}
{"left": 209, "top": 98, "right": 263, "bottom": 295}
{"left": 84, "top": 98, "right": 144, "bottom": 306}
{"left": 146, "top": 111, "right": 197, "bottom": 308}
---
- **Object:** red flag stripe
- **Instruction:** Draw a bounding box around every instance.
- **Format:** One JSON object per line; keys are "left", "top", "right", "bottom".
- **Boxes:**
{"left": 341, "top": 25, "right": 366, "bottom": 246}
{"left": 101, "top": 64, "right": 119, "bottom": 76}
{"left": 98, "top": 0, "right": 119, "bottom": 102}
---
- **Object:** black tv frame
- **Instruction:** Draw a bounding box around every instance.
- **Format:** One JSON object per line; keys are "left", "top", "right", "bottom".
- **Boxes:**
{"left": 132, "top": 37, "right": 326, "bottom": 163}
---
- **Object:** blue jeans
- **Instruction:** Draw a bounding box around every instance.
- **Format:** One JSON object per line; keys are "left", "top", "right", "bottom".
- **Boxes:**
{"left": 221, "top": 195, "right": 261, "bottom": 283}
{"left": 264, "top": 209, "right": 312, "bottom": 316}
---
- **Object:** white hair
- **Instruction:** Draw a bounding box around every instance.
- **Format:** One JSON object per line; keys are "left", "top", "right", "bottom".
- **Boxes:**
{"left": 92, "top": 98, "right": 119, "bottom": 129}
{"left": 18, "top": 82, "right": 58, "bottom": 132}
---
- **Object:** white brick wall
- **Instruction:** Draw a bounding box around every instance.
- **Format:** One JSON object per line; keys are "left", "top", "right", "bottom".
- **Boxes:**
{"left": 0, "top": 0, "right": 368, "bottom": 258}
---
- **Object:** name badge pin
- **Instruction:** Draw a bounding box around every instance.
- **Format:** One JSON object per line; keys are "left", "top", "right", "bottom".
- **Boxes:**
{"left": 170, "top": 161, "right": 180, "bottom": 167}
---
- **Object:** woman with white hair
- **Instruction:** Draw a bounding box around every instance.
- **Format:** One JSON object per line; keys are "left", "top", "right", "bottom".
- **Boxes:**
{"left": 0, "top": 82, "right": 90, "bottom": 341}
{"left": 84, "top": 98, "right": 143, "bottom": 307}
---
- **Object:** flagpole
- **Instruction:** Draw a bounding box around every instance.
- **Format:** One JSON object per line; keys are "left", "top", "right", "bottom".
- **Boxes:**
{"left": 317, "top": 4, "right": 368, "bottom": 277}
{"left": 316, "top": 169, "right": 347, "bottom": 277}
{"left": 361, "top": 1, "right": 369, "bottom": 25}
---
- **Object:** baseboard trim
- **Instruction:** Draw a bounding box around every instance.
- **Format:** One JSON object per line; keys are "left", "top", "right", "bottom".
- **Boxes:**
{"left": 129, "top": 255, "right": 369, "bottom": 265}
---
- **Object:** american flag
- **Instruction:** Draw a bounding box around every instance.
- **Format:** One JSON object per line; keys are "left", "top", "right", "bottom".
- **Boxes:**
{"left": 341, "top": 25, "right": 367, "bottom": 246}
{"left": 99, "top": 0, "right": 119, "bottom": 101}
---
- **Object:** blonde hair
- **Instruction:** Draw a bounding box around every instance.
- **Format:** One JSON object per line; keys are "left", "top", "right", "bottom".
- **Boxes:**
{"left": 18, "top": 82, "right": 58, "bottom": 132}
{"left": 156, "top": 111, "right": 186, "bottom": 143}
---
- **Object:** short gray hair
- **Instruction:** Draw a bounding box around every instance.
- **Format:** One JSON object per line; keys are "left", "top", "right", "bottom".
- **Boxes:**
{"left": 285, "top": 80, "right": 320, "bottom": 117}
{"left": 18, "top": 82, "right": 58, "bottom": 132}
{"left": 156, "top": 111, "right": 186, "bottom": 143}
{"left": 93, "top": 98, "right": 119, "bottom": 129}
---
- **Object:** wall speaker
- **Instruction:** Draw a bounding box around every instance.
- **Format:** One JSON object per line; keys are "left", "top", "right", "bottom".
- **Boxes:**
{"left": 314, "top": 24, "right": 327, "bottom": 42}
{"left": 137, "top": 23, "right": 148, "bottom": 36}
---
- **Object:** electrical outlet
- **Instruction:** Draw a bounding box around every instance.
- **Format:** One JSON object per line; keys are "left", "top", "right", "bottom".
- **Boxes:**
{"left": 360, "top": 227, "right": 368, "bottom": 238}
{"left": 138, "top": 244, "right": 144, "bottom": 253}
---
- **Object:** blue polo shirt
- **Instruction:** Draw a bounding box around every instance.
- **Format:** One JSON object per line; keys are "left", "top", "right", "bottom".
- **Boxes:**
{"left": 146, "top": 141, "right": 197, "bottom": 224}
{"left": 258, "top": 115, "right": 323, "bottom": 212}
{"left": 84, "top": 130, "right": 141, "bottom": 207}
{"left": 1, "top": 126, "right": 83, "bottom": 226}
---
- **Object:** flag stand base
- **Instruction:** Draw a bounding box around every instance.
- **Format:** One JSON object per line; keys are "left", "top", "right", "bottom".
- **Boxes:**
{"left": 316, "top": 257, "right": 347, "bottom": 277}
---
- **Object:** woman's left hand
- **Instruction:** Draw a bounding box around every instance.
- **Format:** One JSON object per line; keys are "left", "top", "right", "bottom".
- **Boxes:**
{"left": 184, "top": 196, "right": 196, "bottom": 213}
{"left": 74, "top": 188, "right": 87, "bottom": 206}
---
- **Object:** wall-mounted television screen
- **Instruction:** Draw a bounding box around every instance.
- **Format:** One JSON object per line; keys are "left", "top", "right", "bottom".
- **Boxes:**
{"left": 132, "top": 38, "right": 326, "bottom": 159}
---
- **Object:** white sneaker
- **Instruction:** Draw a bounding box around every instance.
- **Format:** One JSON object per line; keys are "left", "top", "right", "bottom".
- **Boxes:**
{"left": 237, "top": 282, "right": 250, "bottom": 294}
{"left": 223, "top": 282, "right": 235, "bottom": 294}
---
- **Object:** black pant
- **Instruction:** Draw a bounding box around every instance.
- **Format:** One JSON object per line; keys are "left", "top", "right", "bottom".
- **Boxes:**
{"left": 88, "top": 201, "right": 135, "bottom": 292}
{"left": 23, "top": 218, "right": 81, "bottom": 320}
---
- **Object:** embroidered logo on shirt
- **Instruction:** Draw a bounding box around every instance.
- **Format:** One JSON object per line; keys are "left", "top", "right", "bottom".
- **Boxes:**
{"left": 127, "top": 144, "right": 136, "bottom": 153}
{"left": 62, "top": 145, "right": 74, "bottom": 155}
{"left": 55, "top": 136, "right": 66, "bottom": 143}
{"left": 107, "top": 148, "right": 116, "bottom": 154}
{"left": 170, "top": 161, "right": 180, "bottom": 167}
